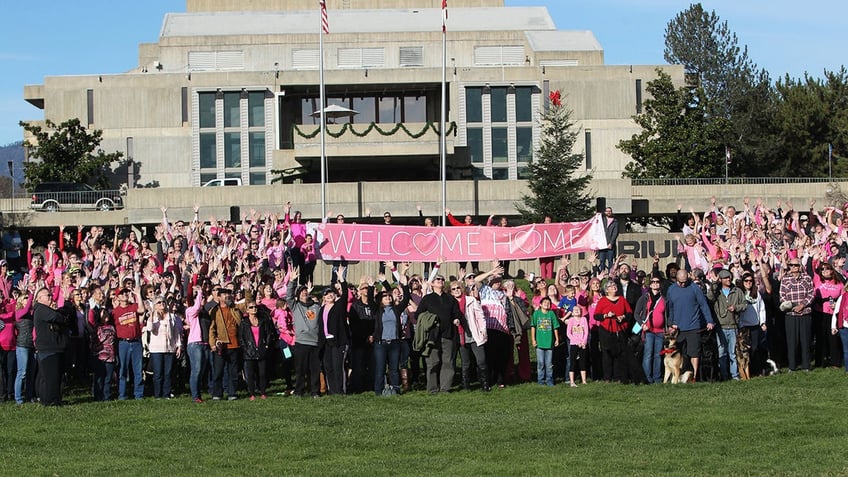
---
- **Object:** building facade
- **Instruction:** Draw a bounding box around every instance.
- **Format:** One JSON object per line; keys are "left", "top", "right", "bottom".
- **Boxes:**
{"left": 23, "top": 0, "right": 684, "bottom": 191}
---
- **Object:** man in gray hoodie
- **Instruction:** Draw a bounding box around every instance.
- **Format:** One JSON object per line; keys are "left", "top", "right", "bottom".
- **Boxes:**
{"left": 286, "top": 268, "right": 323, "bottom": 398}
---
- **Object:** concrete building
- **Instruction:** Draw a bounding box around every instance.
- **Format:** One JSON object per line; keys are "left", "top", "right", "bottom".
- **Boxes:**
{"left": 23, "top": 0, "right": 684, "bottom": 196}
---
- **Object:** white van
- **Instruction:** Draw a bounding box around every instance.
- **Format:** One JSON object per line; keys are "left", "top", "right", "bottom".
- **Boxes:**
{"left": 202, "top": 178, "right": 242, "bottom": 187}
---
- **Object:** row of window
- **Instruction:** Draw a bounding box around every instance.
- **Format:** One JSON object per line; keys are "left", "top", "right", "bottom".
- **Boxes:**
{"left": 192, "top": 83, "right": 542, "bottom": 184}
{"left": 191, "top": 46, "right": 531, "bottom": 72}
{"left": 197, "top": 91, "right": 269, "bottom": 185}
{"left": 300, "top": 95, "right": 428, "bottom": 125}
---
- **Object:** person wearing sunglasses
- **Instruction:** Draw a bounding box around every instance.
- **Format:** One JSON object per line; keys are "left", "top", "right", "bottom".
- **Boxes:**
{"left": 238, "top": 300, "right": 277, "bottom": 400}
{"left": 634, "top": 273, "right": 666, "bottom": 384}
{"left": 779, "top": 259, "right": 814, "bottom": 372}
{"left": 416, "top": 273, "right": 463, "bottom": 394}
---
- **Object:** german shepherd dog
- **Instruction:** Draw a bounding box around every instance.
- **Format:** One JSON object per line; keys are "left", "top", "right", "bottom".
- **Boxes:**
{"left": 736, "top": 328, "right": 752, "bottom": 380}
{"left": 661, "top": 330, "right": 692, "bottom": 384}
{"left": 699, "top": 329, "right": 719, "bottom": 382}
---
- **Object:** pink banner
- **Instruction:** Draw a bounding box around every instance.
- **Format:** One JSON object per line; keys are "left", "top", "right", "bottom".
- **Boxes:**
{"left": 315, "top": 214, "right": 609, "bottom": 262}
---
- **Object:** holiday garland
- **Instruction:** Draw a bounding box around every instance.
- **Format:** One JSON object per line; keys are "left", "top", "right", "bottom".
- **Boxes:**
{"left": 293, "top": 121, "right": 456, "bottom": 139}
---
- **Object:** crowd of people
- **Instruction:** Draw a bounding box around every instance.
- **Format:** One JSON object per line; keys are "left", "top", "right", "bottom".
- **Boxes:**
{"left": 1, "top": 196, "right": 847, "bottom": 406}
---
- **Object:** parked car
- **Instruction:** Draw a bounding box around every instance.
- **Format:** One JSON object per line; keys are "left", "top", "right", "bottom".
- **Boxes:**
{"left": 30, "top": 182, "right": 124, "bottom": 212}
{"left": 202, "top": 178, "right": 242, "bottom": 187}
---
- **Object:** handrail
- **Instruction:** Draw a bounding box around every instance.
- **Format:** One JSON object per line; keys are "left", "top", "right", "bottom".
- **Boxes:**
{"left": 631, "top": 177, "right": 847, "bottom": 186}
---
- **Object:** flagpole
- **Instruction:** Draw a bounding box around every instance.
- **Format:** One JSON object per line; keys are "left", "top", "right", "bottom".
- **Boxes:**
{"left": 319, "top": 1, "right": 327, "bottom": 219}
{"left": 440, "top": 3, "right": 447, "bottom": 227}
{"left": 829, "top": 143, "right": 833, "bottom": 182}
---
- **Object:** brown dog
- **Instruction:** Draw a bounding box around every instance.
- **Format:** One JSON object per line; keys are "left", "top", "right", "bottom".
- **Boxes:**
{"left": 661, "top": 331, "right": 691, "bottom": 384}
{"left": 736, "top": 328, "right": 752, "bottom": 380}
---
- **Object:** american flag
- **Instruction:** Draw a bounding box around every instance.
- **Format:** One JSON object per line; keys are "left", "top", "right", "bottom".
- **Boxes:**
{"left": 442, "top": 0, "right": 448, "bottom": 33}
{"left": 320, "top": 0, "right": 329, "bottom": 34}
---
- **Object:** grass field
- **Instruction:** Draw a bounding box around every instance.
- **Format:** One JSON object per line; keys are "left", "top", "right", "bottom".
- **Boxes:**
{"left": 2, "top": 369, "right": 848, "bottom": 476}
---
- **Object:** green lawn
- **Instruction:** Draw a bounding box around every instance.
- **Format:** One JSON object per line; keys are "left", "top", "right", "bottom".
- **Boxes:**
{"left": 2, "top": 369, "right": 847, "bottom": 476}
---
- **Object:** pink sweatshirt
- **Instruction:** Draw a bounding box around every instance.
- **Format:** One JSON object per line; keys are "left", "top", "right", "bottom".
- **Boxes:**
{"left": 566, "top": 316, "right": 589, "bottom": 347}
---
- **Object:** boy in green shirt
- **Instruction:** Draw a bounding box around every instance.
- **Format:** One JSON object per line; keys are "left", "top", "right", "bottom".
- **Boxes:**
{"left": 531, "top": 296, "right": 561, "bottom": 386}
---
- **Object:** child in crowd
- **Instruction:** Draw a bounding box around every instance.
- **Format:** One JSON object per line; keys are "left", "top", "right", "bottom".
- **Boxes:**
{"left": 566, "top": 305, "right": 589, "bottom": 387}
{"left": 557, "top": 285, "right": 578, "bottom": 384}
{"left": 531, "top": 296, "right": 560, "bottom": 386}
{"left": 91, "top": 312, "right": 117, "bottom": 401}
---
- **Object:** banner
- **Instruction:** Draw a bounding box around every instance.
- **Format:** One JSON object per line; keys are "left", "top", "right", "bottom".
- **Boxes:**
{"left": 315, "top": 214, "right": 608, "bottom": 262}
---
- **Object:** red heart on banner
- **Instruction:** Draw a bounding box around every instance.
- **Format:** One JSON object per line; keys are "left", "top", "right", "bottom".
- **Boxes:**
{"left": 412, "top": 233, "right": 440, "bottom": 256}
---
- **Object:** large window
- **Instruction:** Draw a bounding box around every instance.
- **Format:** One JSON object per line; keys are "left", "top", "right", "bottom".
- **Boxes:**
{"left": 465, "top": 85, "right": 538, "bottom": 180}
{"left": 196, "top": 90, "right": 269, "bottom": 185}
{"left": 299, "top": 91, "right": 435, "bottom": 125}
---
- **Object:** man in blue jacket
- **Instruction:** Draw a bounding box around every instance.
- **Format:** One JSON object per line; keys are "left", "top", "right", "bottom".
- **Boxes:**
{"left": 666, "top": 269, "right": 715, "bottom": 382}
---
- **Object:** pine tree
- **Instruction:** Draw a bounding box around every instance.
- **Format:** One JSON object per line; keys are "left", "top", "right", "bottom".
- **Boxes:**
{"left": 516, "top": 92, "right": 594, "bottom": 223}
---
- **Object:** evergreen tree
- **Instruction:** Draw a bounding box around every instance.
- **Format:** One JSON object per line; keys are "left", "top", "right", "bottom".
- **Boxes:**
{"left": 772, "top": 68, "right": 848, "bottom": 177}
{"left": 664, "top": 3, "right": 779, "bottom": 177}
{"left": 19, "top": 118, "right": 124, "bottom": 190}
{"left": 618, "top": 70, "right": 728, "bottom": 179}
{"left": 516, "top": 91, "right": 593, "bottom": 223}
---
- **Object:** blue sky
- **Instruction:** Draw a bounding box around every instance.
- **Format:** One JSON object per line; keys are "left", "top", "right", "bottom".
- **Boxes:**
{"left": 1, "top": 0, "right": 845, "bottom": 146}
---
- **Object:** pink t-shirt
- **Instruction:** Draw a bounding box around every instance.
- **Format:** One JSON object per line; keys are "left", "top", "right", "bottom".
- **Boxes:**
{"left": 251, "top": 325, "right": 260, "bottom": 347}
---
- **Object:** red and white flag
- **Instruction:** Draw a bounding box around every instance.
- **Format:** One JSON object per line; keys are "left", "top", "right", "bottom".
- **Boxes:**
{"left": 320, "top": 0, "right": 329, "bottom": 34}
{"left": 725, "top": 145, "right": 731, "bottom": 164}
{"left": 442, "top": 0, "right": 448, "bottom": 33}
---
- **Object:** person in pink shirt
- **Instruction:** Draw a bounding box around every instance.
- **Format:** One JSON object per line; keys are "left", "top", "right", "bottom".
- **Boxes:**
{"left": 300, "top": 234, "right": 317, "bottom": 286}
{"left": 0, "top": 289, "right": 20, "bottom": 401}
{"left": 813, "top": 261, "right": 843, "bottom": 368}
{"left": 566, "top": 305, "right": 589, "bottom": 386}
{"left": 273, "top": 298, "right": 295, "bottom": 393}
{"left": 183, "top": 287, "right": 207, "bottom": 403}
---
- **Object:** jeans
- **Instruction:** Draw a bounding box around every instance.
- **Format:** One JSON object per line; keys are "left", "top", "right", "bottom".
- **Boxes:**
{"left": 373, "top": 340, "right": 401, "bottom": 395}
{"left": 598, "top": 247, "right": 616, "bottom": 272}
{"left": 839, "top": 328, "right": 848, "bottom": 373}
{"left": 716, "top": 326, "right": 738, "bottom": 380}
{"left": 92, "top": 359, "right": 115, "bottom": 401}
{"left": 118, "top": 340, "right": 144, "bottom": 400}
{"left": 187, "top": 342, "right": 209, "bottom": 400}
{"left": 15, "top": 347, "right": 35, "bottom": 404}
{"left": 212, "top": 347, "right": 241, "bottom": 399}
{"left": 642, "top": 332, "right": 663, "bottom": 384}
{"left": 149, "top": 352, "right": 174, "bottom": 398}
{"left": 243, "top": 359, "right": 267, "bottom": 396}
{"left": 459, "top": 341, "right": 488, "bottom": 387}
{"left": 536, "top": 348, "right": 554, "bottom": 386}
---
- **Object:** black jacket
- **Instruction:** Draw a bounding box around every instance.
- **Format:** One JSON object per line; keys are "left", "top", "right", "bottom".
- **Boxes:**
{"left": 616, "top": 279, "right": 643, "bottom": 311}
{"left": 349, "top": 288, "right": 376, "bottom": 347}
{"left": 238, "top": 314, "right": 277, "bottom": 361}
{"left": 417, "top": 290, "right": 462, "bottom": 340}
{"left": 33, "top": 302, "right": 68, "bottom": 354}
{"left": 321, "top": 282, "right": 350, "bottom": 347}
